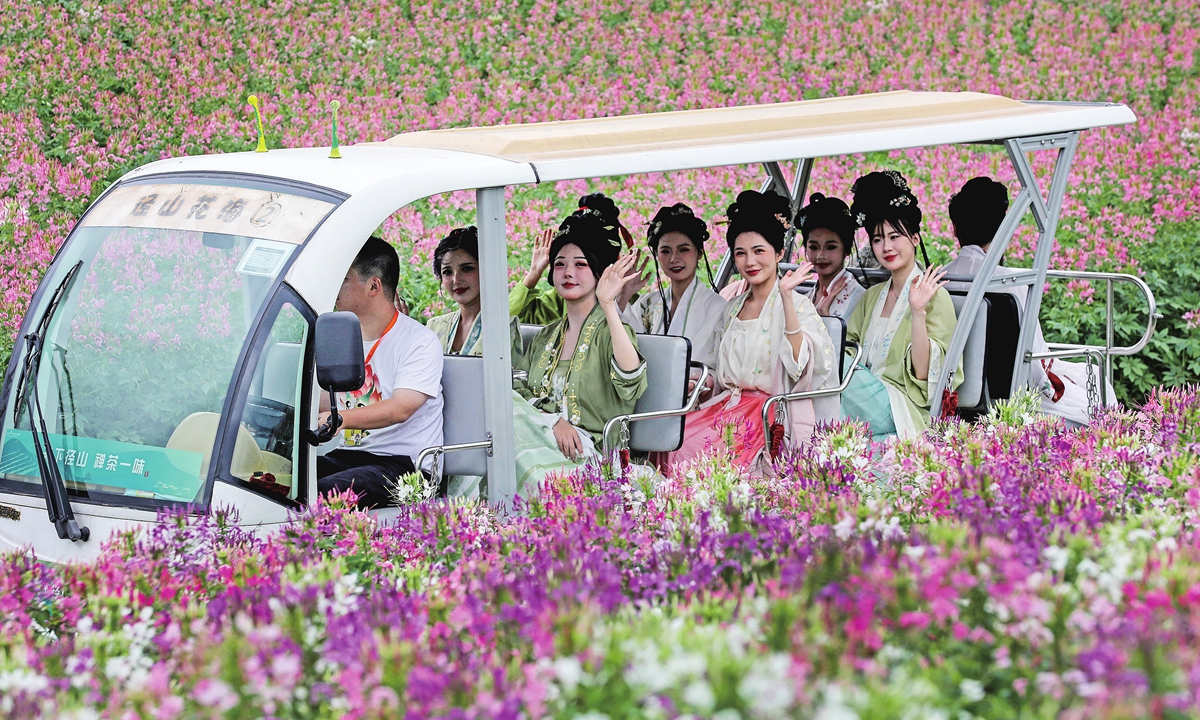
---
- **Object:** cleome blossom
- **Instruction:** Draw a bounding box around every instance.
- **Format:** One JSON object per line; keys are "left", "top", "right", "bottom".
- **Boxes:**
{"left": 0, "top": 387, "right": 1199, "bottom": 717}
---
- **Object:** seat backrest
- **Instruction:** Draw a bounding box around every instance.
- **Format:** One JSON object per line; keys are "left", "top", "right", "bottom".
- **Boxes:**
{"left": 982, "top": 293, "right": 1021, "bottom": 401}
{"left": 949, "top": 293, "right": 990, "bottom": 410}
{"left": 519, "top": 324, "right": 541, "bottom": 354}
{"left": 820, "top": 316, "right": 847, "bottom": 382}
{"left": 437, "top": 355, "right": 489, "bottom": 476}
{"left": 629, "top": 334, "right": 692, "bottom": 453}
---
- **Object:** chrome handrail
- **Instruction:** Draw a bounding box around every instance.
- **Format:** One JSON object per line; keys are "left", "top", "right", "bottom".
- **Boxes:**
{"left": 1043, "top": 270, "right": 1159, "bottom": 361}
{"left": 935, "top": 268, "right": 1158, "bottom": 391}
{"left": 415, "top": 438, "right": 493, "bottom": 479}
{"left": 602, "top": 363, "right": 711, "bottom": 455}
{"left": 761, "top": 341, "right": 863, "bottom": 442}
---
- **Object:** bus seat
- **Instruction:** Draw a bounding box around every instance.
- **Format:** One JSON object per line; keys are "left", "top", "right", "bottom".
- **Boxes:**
{"left": 519, "top": 324, "right": 541, "bottom": 354}
{"left": 434, "top": 355, "right": 489, "bottom": 476}
{"left": 948, "top": 294, "right": 990, "bottom": 411}
{"left": 165, "top": 412, "right": 283, "bottom": 480}
{"left": 982, "top": 293, "right": 1020, "bottom": 401}
{"left": 261, "top": 342, "right": 304, "bottom": 405}
{"left": 820, "top": 316, "right": 847, "bottom": 382}
{"left": 628, "top": 333, "right": 692, "bottom": 453}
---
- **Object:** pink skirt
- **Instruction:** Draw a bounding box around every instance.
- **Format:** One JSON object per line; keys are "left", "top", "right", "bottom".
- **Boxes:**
{"left": 656, "top": 390, "right": 774, "bottom": 477}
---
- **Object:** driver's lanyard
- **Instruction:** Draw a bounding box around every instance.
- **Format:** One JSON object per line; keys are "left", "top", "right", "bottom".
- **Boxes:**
{"left": 364, "top": 310, "right": 400, "bottom": 370}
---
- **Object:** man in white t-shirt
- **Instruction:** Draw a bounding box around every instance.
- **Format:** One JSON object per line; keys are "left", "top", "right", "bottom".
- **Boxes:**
{"left": 318, "top": 237, "right": 444, "bottom": 508}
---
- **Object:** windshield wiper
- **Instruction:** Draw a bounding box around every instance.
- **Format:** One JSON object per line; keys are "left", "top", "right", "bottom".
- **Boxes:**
{"left": 14, "top": 261, "right": 89, "bottom": 542}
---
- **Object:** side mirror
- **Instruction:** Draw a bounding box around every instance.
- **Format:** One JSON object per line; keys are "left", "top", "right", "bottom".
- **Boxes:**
{"left": 314, "top": 312, "right": 365, "bottom": 392}
{"left": 306, "top": 312, "right": 364, "bottom": 446}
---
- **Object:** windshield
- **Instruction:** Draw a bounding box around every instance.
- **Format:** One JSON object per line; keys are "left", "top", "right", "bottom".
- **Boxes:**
{"left": 0, "top": 181, "right": 334, "bottom": 505}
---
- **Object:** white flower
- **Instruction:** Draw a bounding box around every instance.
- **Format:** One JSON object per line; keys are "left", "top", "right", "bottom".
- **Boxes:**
{"left": 960, "top": 678, "right": 985, "bottom": 702}
{"left": 682, "top": 680, "right": 715, "bottom": 712}
{"left": 813, "top": 685, "right": 859, "bottom": 720}
{"left": 739, "top": 655, "right": 794, "bottom": 718}
{"left": 553, "top": 656, "right": 584, "bottom": 692}
{"left": 1042, "top": 545, "right": 1070, "bottom": 573}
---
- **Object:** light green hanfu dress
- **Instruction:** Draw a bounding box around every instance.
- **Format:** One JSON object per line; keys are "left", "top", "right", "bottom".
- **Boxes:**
{"left": 509, "top": 283, "right": 565, "bottom": 325}
{"left": 843, "top": 266, "right": 963, "bottom": 439}
{"left": 511, "top": 304, "right": 647, "bottom": 497}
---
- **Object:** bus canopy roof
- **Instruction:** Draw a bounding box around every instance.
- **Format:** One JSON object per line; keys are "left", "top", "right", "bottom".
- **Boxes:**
{"left": 373, "top": 90, "right": 1135, "bottom": 181}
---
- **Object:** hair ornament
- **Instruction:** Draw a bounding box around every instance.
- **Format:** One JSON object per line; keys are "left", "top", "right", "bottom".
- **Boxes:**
{"left": 889, "top": 195, "right": 912, "bottom": 207}
{"left": 883, "top": 169, "right": 910, "bottom": 191}
{"left": 855, "top": 212, "right": 867, "bottom": 227}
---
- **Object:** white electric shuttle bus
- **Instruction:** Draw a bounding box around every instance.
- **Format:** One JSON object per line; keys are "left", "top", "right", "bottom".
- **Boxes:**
{"left": 0, "top": 91, "right": 1158, "bottom": 562}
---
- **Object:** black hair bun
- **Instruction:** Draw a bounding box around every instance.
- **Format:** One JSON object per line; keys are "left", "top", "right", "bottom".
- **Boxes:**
{"left": 548, "top": 206, "right": 622, "bottom": 282}
{"left": 433, "top": 226, "right": 479, "bottom": 275}
{"left": 796, "top": 193, "right": 856, "bottom": 253}
{"left": 849, "top": 170, "right": 922, "bottom": 236}
{"left": 949, "top": 176, "right": 1009, "bottom": 248}
{"left": 578, "top": 193, "right": 621, "bottom": 228}
{"left": 647, "top": 203, "right": 710, "bottom": 251}
{"left": 726, "top": 190, "right": 792, "bottom": 252}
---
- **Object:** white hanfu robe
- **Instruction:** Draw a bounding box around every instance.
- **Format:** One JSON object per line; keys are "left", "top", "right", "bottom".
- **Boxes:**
{"left": 805, "top": 268, "right": 867, "bottom": 319}
{"left": 620, "top": 276, "right": 729, "bottom": 369}
{"left": 665, "top": 285, "right": 835, "bottom": 473}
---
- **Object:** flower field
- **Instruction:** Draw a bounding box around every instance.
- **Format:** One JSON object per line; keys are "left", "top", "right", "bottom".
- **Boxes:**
{"left": 2, "top": 389, "right": 1200, "bottom": 718}
{"left": 0, "top": 0, "right": 1198, "bottom": 399}
{"left": 4, "top": 0, "right": 1200, "bottom": 717}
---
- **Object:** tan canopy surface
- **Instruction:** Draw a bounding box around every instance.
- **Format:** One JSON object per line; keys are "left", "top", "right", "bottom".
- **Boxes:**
{"left": 372, "top": 91, "right": 1133, "bottom": 164}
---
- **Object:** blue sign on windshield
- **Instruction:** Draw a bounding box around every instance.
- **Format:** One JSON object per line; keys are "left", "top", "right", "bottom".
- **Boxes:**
{"left": 0, "top": 430, "right": 204, "bottom": 503}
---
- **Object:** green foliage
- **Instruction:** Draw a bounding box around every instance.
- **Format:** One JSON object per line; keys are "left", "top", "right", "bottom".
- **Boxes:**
{"left": 1041, "top": 220, "right": 1200, "bottom": 405}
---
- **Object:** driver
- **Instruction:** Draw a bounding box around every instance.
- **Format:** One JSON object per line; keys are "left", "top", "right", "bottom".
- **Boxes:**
{"left": 318, "top": 237, "right": 444, "bottom": 508}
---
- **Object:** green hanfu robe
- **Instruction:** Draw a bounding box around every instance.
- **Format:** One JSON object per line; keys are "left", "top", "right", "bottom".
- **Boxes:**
{"left": 511, "top": 304, "right": 647, "bottom": 497}
{"left": 844, "top": 267, "right": 963, "bottom": 438}
{"left": 509, "top": 283, "right": 565, "bottom": 325}
{"left": 426, "top": 309, "right": 524, "bottom": 499}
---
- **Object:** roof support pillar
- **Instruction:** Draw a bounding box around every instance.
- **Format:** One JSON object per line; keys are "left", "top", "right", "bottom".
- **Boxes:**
{"left": 1008, "top": 133, "right": 1078, "bottom": 391}
{"left": 477, "top": 186, "right": 517, "bottom": 510}
{"left": 930, "top": 132, "right": 1077, "bottom": 417}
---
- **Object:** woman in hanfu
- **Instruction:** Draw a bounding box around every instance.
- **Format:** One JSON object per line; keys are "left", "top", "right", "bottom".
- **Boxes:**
{"left": 425, "top": 226, "right": 522, "bottom": 499}
{"left": 509, "top": 193, "right": 634, "bottom": 325}
{"left": 617, "top": 203, "right": 728, "bottom": 373}
{"left": 663, "top": 190, "right": 836, "bottom": 474}
{"left": 841, "top": 170, "right": 962, "bottom": 440}
{"left": 798, "top": 193, "right": 866, "bottom": 319}
{"left": 511, "top": 206, "right": 648, "bottom": 497}
{"left": 426, "top": 226, "right": 522, "bottom": 358}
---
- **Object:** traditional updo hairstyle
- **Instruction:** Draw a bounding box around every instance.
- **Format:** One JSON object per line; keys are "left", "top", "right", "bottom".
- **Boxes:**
{"left": 849, "top": 170, "right": 928, "bottom": 266}
{"left": 547, "top": 194, "right": 623, "bottom": 286}
{"left": 643, "top": 203, "right": 713, "bottom": 332}
{"left": 726, "top": 189, "right": 793, "bottom": 253}
{"left": 796, "top": 192, "right": 857, "bottom": 256}
{"left": 432, "top": 226, "right": 479, "bottom": 277}
{"left": 948, "top": 176, "right": 1009, "bottom": 248}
